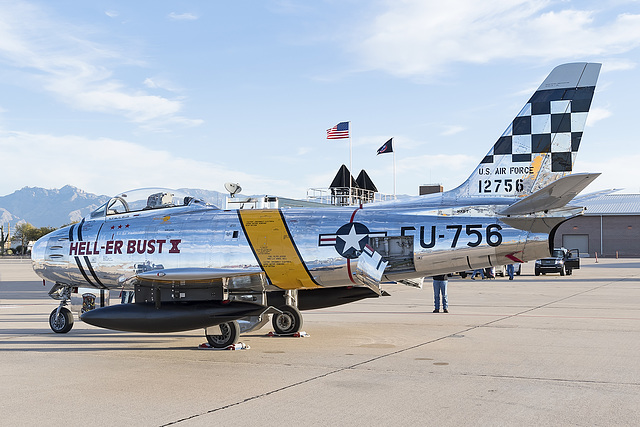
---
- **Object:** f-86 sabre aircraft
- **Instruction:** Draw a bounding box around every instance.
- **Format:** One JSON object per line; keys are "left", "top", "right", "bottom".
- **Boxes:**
{"left": 32, "top": 62, "right": 601, "bottom": 347}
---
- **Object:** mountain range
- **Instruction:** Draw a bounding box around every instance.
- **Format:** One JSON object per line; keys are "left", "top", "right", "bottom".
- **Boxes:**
{"left": 0, "top": 185, "right": 230, "bottom": 229}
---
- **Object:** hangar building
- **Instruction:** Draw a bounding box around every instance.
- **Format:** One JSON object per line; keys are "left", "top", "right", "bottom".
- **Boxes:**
{"left": 552, "top": 193, "right": 640, "bottom": 257}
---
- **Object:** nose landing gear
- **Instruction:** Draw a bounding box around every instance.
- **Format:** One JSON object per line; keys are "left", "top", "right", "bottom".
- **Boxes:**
{"left": 49, "top": 306, "right": 74, "bottom": 333}
{"left": 47, "top": 283, "right": 74, "bottom": 333}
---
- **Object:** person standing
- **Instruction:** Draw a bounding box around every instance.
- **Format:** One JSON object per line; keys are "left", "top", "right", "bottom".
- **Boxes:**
{"left": 471, "top": 268, "right": 484, "bottom": 280}
{"left": 432, "top": 274, "right": 449, "bottom": 313}
{"left": 506, "top": 264, "right": 515, "bottom": 280}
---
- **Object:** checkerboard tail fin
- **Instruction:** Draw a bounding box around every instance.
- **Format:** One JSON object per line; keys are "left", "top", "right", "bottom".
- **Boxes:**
{"left": 453, "top": 62, "right": 601, "bottom": 198}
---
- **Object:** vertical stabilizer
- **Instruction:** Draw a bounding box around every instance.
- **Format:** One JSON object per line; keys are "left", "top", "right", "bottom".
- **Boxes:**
{"left": 452, "top": 62, "right": 601, "bottom": 199}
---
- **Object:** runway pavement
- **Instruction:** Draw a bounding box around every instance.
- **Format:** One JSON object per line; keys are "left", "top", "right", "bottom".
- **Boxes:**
{"left": 1, "top": 257, "right": 639, "bottom": 426}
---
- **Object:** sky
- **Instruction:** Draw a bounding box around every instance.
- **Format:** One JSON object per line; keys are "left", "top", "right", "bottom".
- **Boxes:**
{"left": 1, "top": 0, "right": 640, "bottom": 199}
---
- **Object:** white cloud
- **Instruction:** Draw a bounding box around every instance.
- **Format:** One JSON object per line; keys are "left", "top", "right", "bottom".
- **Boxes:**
{"left": 440, "top": 125, "right": 465, "bottom": 136}
{"left": 603, "top": 59, "right": 637, "bottom": 72}
{"left": 575, "top": 154, "right": 640, "bottom": 193}
{"left": 143, "top": 78, "right": 160, "bottom": 89}
{"left": 168, "top": 12, "right": 198, "bottom": 21}
{"left": 397, "top": 153, "right": 477, "bottom": 189}
{"left": 143, "top": 76, "right": 183, "bottom": 93}
{"left": 0, "top": 3, "right": 199, "bottom": 127}
{"left": 354, "top": 1, "right": 640, "bottom": 79}
{"left": 297, "top": 147, "right": 312, "bottom": 156}
{"left": 0, "top": 131, "right": 295, "bottom": 197}
{"left": 586, "top": 107, "right": 612, "bottom": 126}
{"left": 104, "top": 10, "right": 118, "bottom": 18}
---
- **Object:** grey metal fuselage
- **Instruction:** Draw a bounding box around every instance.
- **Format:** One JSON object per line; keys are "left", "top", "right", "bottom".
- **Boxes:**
{"left": 31, "top": 192, "right": 549, "bottom": 293}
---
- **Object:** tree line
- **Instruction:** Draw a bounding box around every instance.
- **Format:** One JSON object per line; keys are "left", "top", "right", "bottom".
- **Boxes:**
{"left": 1, "top": 223, "right": 58, "bottom": 255}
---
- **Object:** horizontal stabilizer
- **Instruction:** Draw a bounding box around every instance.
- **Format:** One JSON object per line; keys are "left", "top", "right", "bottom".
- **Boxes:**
{"left": 136, "top": 267, "right": 263, "bottom": 282}
{"left": 501, "top": 209, "right": 581, "bottom": 234}
{"left": 499, "top": 173, "right": 600, "bottom": 215}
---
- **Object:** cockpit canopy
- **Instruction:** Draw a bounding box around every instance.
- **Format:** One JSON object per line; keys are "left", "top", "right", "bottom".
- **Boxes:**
{"left": 90, "top": 188, "right": 215, "bottom": 219}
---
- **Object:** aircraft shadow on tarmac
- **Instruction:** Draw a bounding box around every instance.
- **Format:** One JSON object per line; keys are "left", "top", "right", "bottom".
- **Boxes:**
{"left": 0, "top": 332, "right": 206, "bottom": 352}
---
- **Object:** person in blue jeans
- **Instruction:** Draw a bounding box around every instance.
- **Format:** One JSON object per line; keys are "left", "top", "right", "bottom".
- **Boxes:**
{"left": 471, "top": 268, "right": 484, "bottom": 280}
{"left": 432, "top": 274, "right": 449, "bottom": 313}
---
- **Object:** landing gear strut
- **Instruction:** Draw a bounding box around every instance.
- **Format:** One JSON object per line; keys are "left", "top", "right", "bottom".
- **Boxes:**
{"left": 271, "top": 289, "right": 303, "bottom": 335}
{"left": 48, "top": 283, "right": 74, "bottom": 334}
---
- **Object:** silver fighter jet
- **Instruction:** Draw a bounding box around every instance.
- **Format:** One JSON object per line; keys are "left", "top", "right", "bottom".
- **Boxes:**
{"left": 31, "top": 63, "right": 601, "bottom": 347}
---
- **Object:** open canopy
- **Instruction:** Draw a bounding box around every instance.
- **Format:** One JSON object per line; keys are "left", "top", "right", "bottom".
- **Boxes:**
{"left": 90, "top": 188, "right": 214, "bottom": 218}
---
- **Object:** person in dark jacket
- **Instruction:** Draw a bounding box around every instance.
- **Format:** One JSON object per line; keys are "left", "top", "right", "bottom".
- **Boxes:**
{"left": 432, "top": 275, "right": 448, "bottom": 313}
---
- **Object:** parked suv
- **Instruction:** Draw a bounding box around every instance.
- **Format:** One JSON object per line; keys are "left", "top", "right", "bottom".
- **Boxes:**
{"left": 535, "top": 248, "right": 580, "bottom": 276}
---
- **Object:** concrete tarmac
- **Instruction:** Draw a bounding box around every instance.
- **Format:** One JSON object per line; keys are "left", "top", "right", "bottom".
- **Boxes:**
{"left": 1, "top": 257, "right": 639, "bottom": 426}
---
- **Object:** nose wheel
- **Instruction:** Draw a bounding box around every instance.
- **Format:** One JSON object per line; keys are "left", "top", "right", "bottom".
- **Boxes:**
{"left": 49, "top": 307, "right": 74, "bottom": 333}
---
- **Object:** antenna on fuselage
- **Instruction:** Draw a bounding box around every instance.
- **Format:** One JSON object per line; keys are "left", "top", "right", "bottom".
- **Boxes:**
{"left": 224, "top": 182, "right": 242, "bottom": 198}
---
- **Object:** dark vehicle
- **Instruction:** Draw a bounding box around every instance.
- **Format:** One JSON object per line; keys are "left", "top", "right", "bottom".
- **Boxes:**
{"left": 535, "top": 248, "right": 580, "bottom": 276}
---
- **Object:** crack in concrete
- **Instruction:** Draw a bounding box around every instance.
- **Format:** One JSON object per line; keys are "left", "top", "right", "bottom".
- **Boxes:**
{"left": 162, "top": 276, "right": 637, "bottom": 425}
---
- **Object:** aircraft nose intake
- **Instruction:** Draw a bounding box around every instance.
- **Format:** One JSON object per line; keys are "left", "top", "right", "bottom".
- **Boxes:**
{"left": 31, "top": 235, "right": 48, "bottom": 265}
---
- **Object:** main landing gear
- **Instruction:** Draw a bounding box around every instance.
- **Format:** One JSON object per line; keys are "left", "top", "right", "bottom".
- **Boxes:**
{"left": 203, "top": 305, "right": 304, "bottom": 348}
{"left": 204, "top": 289, "right": 305, "bottom": 348}
{"left": 205, "top": 321, "right": 241, "bottom": 348}
{"left": 271, "top": 289, "right": 303, "bottom": 335}
{"left": 272, "top": 305, "right": 303, "bottom": 335}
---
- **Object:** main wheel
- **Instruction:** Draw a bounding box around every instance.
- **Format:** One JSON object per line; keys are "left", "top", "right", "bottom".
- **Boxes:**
{"left": 206, "top": 321, "right": 240, "bottom": 348}
{"left": 49, "top": 307, "right": 74, "bottom": 333}
{"left": 272, "top": 306, "right": 303, "bottom": 335}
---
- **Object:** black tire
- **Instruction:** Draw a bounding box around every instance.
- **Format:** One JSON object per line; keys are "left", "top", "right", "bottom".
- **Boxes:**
{"left": 560, "top": 266, "right": 565, "bottom": 276}
{"left": 459, "top": 272, "right": 467, "bottom": 278}
{"left": 272, "top": 306, "right": 303, "bottom": 335}
{"left": 206, "top": 321, "right": 240, "bottom": 348}
{"left": 535, "top": 269, "right": 540, "bottom": 276}
{"left": 49, "top": 307, "right": 74, "bottom": 333}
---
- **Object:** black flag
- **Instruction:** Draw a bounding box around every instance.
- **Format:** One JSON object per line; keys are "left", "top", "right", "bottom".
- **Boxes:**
{"left": 377, "top": 138, "right": 393, "bottom": 155}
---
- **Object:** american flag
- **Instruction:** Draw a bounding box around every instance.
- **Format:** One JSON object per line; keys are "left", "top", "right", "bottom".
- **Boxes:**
{"left": 326, "top": 122, "right": 349, "bottom": 139}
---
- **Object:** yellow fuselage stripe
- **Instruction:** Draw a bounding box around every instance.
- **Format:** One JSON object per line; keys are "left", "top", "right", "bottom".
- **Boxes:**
{"left": 238, "top": 210, "right": 320, "bottom": 290}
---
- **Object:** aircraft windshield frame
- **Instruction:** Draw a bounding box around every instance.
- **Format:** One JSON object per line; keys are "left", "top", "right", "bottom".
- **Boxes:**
{"left": 90, "top": 188, "right": 211, "bottom": 218}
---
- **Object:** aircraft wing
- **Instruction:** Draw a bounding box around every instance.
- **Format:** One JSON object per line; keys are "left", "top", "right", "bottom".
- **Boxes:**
{"left": 498, "top": 173, "right": 600, "bottom": 216}
{"left": 136, "top": 267, "right": 264, "bottom": 283}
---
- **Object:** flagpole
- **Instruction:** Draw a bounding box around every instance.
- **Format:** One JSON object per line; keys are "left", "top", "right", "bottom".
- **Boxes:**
{"left": 393, "top": 148, "right": 396, "bottom": 199}
{"left": 349, "top": 121, "right": 353, "bottom": 205}
{"left": 376, "top": 138, "right": 395, "bottom": 200}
